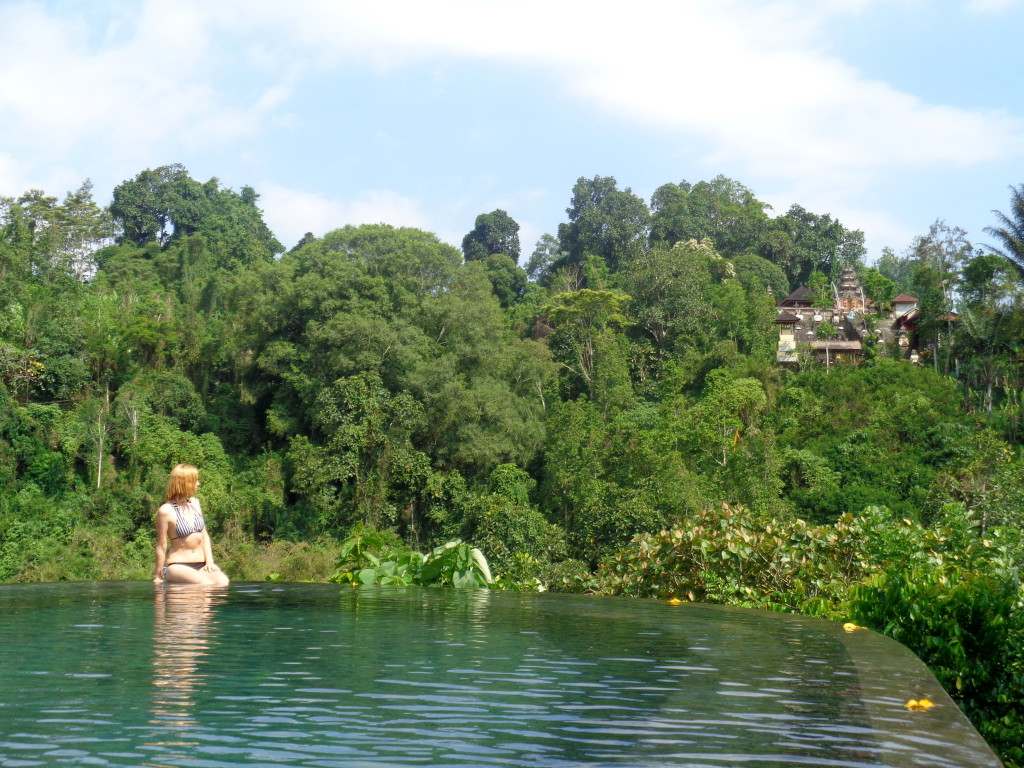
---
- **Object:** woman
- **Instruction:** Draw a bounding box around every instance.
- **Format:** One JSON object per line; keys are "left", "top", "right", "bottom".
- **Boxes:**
{"left": 153, "top": 464, "right": 229, "bottom": 586}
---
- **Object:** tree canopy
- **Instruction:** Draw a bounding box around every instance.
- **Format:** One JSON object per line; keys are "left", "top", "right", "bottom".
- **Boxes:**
{"left": 3, "top": 165, "right": 1024, "bottom": 765}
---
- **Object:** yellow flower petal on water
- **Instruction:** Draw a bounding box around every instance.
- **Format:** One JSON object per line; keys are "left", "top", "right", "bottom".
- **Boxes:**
{"left": 668, "top": 597, "right": 682, "bottom": 604}
{"left": 843, "top": 622, "right": 865, "bottom": 632}
{"left": 905, "top": 698, "right": 935, "bottom": 712}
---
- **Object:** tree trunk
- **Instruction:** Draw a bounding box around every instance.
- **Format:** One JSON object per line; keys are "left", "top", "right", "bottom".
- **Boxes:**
{"left": 96, "top": 384, "right": 109, "bottom": 488}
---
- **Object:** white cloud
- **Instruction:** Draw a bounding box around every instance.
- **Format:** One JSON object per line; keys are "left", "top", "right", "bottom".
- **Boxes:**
{"left": 6, "top": 0, "right": 1018, "bottom": 189}
{"left": 764, "top": 184, "right": 919, "bottom": 257}
{"left": 217, "top": 0, "right": 1024, "bottom": 195}
{"left": 0, "top": 1, "right": 291, "bottom": 183}
{"left": 0, "top": 154, "right": 31, "bottom": 197}
{"left": 2, "top": 0, "right": 1020, "bottom": 256}
{"left": 258, "top": 182, "right": 432, "bottom": 249}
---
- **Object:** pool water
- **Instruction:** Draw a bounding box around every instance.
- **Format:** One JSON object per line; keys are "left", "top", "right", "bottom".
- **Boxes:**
{"left": 0, "top": 582, "right": 1002, "bottom": 767}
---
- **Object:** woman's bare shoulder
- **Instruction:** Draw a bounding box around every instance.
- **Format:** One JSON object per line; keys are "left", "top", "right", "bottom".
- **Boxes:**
{"left": 156, "top": 501, "right": 175, "bottom": 517}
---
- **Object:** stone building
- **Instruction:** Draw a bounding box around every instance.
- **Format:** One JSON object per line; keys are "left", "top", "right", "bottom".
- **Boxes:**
{"left": 775, "top": 266, "right": 920, "bottom": 366}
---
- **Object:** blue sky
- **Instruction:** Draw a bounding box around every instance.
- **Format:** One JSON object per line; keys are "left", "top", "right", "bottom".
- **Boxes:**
{"left": 1, "top": 0, "right": 1022, "bottom": 263}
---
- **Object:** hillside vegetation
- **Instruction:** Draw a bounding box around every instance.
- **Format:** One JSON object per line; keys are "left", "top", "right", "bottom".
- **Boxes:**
{"left": 2, "top": 168, "right": 1023, "bottom": 763}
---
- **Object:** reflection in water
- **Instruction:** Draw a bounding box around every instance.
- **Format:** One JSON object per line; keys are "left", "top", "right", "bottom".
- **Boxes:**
{"left": 0, "top": 583, "right": 1003, "bottom": 768}
{"left": 146, "top": 585, "right": 225, "bottom": 761}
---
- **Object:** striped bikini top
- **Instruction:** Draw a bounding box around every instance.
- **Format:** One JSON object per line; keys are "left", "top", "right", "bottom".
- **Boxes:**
{"left": 171, "top": 500, "right": 205, "bottom": 540}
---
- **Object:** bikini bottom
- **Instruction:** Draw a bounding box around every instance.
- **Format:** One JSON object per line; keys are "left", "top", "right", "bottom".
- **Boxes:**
{"left": 163, "top": 561, "right": 206, "bottom": 578}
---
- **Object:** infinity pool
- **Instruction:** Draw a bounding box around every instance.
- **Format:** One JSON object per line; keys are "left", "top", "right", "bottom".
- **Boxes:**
{"left": 0, "top": 582, "right": 1002, "bottom": 767}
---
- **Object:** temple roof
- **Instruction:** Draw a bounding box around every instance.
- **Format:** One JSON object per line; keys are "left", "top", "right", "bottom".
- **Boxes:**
{"left": 775, "top": 311, "right": 800, "bottom": 324}
{"left": 779, "top": 285, "right": 814, "bottom": 305}
{"left": 809, "top": 340, "right": 863, "bottom": 351}
{"left": 895, "top": 306, "right": 920, "bottom": 327}
{"left": 893, "top": 293, "right": 919, "bottom": 303}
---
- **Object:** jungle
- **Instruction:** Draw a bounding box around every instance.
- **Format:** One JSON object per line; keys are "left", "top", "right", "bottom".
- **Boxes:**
{"left": 2, "top": 166, "right": 1023, "bottom": 764}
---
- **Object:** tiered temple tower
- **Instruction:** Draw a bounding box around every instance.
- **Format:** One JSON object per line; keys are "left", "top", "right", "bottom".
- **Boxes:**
{"left": 774, "top": 267, "right": 924, "bottom": 366}
{"left": 837, "top": 265, "right": 867, "bottom": 314}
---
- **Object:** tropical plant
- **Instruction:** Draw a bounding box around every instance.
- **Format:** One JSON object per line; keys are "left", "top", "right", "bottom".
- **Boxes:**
{"left": 328, "top": 528, "right": 493, "bottom": 589}
{"left": 985, "top": 184, "right": 1024, "bottom": 278}
{"left": 580, "top": 503, "right": 873, "bottom": 614}
{"left": 850, "top": 557, "right": 1024, "bottom": 766}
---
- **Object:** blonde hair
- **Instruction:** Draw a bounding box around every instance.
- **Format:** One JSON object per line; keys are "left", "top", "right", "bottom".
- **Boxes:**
{"left": 166, "top": 464, "right": 199, "bottom": 502}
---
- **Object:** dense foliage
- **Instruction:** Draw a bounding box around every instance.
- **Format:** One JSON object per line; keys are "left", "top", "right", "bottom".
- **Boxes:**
{"left": 2, "top": 166, "right": 1024, "bottom": 764}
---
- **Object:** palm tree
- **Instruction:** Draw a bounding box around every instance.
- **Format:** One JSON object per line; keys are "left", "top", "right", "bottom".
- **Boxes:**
{"left": 815, "top": 321, "right": 838, "bottom": 369}
{"left": 956, "top": 306, "right": 1007, "bottom": 415}
{"left": 985, "top": 184, "right": 1024, "bottom": 277}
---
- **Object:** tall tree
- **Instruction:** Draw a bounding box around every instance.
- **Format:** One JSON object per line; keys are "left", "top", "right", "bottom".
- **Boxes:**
{"left": 815, "top": 321, "right": 838, "bottom": 369}
{"left": 984, "top": 184, "right": 1024, "bottom": 279}
{"left": 618, "top": 240, "right": 716, "bottom": 357}
{"left": 730, "top": 252, "right": 789, "bottom": 297}
{"left": 556, "top": 176, "right": 650, "bottom": 274}
{"left": 57, "top": 180, "right": 117, "bottom": 279}
{"left": 859, "top": 266, "right": 898, "bottom": 310}
{"left": 649, "top": 176, "right": 770, "bottom": 257}
{"left": 908, "top": 221, "right": 973, "bottom": 373}
{"left": 876, "top": 246, "right": 916, "bottom": 293}
{"left": 761, "top": 205, "right": 866, "bottom": 288}
{"left": 955, "top": 252, "right": 1022, "bottom": 416}
{"left": 461, "top": 209, "right": 520, "bottom": 263}
{"left": 199, "top": 180, "right": 283, "bottom": 264}
{"left": 109, "top": 164, "right": 208, "bottom": 246}
{"left": 543, "top": 288, "right": 631, "bottom": 393}
{"left": 525, "top": 234, "right": 565, "bottom": 283}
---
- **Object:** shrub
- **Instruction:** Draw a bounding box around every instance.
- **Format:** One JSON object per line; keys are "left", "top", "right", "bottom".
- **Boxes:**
{"left": 580, "top": 503, "right": 871, "bottom": 614}
{"left": 328, "top": 526, "right": 493, "bottom": 589}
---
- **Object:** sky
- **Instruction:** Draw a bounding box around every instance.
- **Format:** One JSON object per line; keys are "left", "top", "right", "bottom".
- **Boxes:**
{"left": 1, "top": 0, "right": 1022, "bottom": 263}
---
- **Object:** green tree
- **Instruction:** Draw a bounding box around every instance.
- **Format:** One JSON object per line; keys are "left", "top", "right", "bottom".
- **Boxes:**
{"left": 524, "top": 233, "right": 565, "bottom": 283}
{"left": 954, "top": 252, "right": 1022, "bottom": 420}
{"left": 774, "top": 361, "right": 973, "bottom": 522}
{"left": 619, "top": 241, "right": 716, "bottom": 356}
{"left": 984, "top": 183, "right": 1024, "bottom": 278}
{"left": 109, "top": 164, "right": 208, "bottom": 246}
{"left": 197, "top": 179, "right": 283, "bottom": 264}
{"left": 731, "top": 252, "right": 789, "bottom": 297}
{"left": 540, "top": 399, "right": 683, "bottom": 563}
{"left": 859, "top": 266, "right": 897, "bottom": 310}
{"left": 0, "top": 183, "right": 114, "bottom": 285}
{"left": 805, "top": 270, "right": 833, "bottom": 309}
{"left": 649, "top": 176, "right": 770, "bottom": 257}
{"left": 461, "top": 209, "right": 521, "bottom": 263}
{"left": 405, "top": 264, "right": 550, "bottom": 478}
{"left": 955, "top": 307, "right": 1009, "bottom": 415}
{"left": 556, "top": 176, "right": 650, "bottom": 274}
{"left": 57, "top": 180, "right": 117, "bottom": 279}
{"left": 761, "top": 204, "right": 866, "bottom": 288}
{"left": 479, "top": 254, "right": 528, "bottom": 308}
{"left": 907, "top": 222, "right": 971, "bottom": 374}
{"left": 960, "top": 252, "right": 1018, "bottom": 307}
{"left": 682, "top": 372, "right": 768, "bottom": 471}
{"left": 815, "top": 321, "right": 838, "bottom": 369}
{"left": 543, "top": 288, "right": 631, "bottom": 393}
{"left": 876, "top": 246, "right": 916, "bottom": 293}
{"left": 295, "top": 372, "right": 430, "bottom": 532}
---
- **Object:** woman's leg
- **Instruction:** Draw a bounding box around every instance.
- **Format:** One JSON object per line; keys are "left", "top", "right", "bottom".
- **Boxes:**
{"left": 205, "top": 567, "right": 230, "bottom": 587}
{"left": 164, "top": 563, "right": 218, "bottom": 585}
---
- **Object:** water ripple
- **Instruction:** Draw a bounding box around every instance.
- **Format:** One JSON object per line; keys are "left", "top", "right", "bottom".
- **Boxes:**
{"left": 0, "top": 582, "right": 1002, "bottom": 768}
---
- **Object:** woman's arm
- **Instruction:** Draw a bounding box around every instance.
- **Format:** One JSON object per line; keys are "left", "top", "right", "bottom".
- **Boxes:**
{"left": 154, "top": 505, "right": 169, "bottom": 582}
{"left": 199, "top": 499, "right": 218, "bottom": 571}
